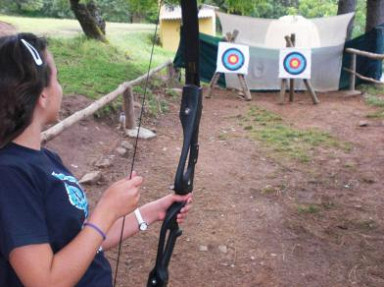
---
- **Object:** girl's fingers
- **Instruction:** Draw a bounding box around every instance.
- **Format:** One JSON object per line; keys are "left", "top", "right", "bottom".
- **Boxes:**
{"left": 129, "top": 175, "right": 143, "bottom": 187}
{"left": 174, "top": 193, "right": 193, "bottom": 202}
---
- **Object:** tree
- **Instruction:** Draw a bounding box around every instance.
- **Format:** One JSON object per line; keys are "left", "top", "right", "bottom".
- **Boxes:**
{"left": 0, "top": 0, "right": 44, "bottom": 14}
{"left": 42, "top": 0, "right": 73, "bottom": 18}
{"left": 337, "top": 0, "right": 357, "bottom": 40}
{"left": 94, "top": 0, "right": 130, "bottom": 22}
{"left": 69, "top": 0, "right": 107, "bottom": 42}
{"left": 126, "top": 0, "right": 159, "bottom": 23}
{"left": 366, "top": 0, "right": 384, "bottom": 32}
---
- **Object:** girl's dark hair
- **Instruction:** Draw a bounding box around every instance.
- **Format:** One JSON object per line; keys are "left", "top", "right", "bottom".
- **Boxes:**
{"left": 0, "top": 33, "right": 51, "bottom": 148}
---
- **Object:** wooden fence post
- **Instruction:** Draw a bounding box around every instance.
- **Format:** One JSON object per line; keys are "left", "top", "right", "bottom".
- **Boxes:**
{"left": 122, "top": 86, "right": 136, "bottom": 129}
{"left": 41, "top": 60, "right": 172, "bottom": 143}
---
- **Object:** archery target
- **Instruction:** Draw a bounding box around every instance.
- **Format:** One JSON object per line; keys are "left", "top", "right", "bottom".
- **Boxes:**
{"left": 222, "top": 48, "right": 244, "bottom": 71}
{"left": 279, "top": 48, "right": 311, "bottom": 79}
{"left": 217, "top": 42, "right": 249, "bottom": 74}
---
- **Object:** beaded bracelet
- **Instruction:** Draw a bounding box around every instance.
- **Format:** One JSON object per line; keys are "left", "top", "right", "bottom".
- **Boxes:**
{"left": 83, "top": 222, "right": 107, "bottom": 241}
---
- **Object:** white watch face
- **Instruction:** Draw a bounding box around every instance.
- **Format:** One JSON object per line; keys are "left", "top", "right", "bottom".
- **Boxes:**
{"left": 139, "top": 222, "right": 148, "bottom": 231}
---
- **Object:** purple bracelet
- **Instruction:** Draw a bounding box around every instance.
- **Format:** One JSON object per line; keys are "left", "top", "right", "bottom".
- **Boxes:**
{"left": 83, "top": 222, "right": 107, "bottom": 241}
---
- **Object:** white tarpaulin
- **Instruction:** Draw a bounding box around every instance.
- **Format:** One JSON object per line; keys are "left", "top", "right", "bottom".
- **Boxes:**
{"left": 216, "top": 42, "right": 250, "bottom": 74}
{"left": 217, "top": 12, "right": 354, "bottom": 91}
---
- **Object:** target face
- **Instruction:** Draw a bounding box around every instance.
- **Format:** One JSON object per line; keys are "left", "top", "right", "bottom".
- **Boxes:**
{"left": 279, "top": 48, "right": 311, "bottom": 79}
{"left": 283, "top": 52, "right": 307, "bottom": 75}
{"left": 222, "top": 48, "right": 245, "bottom": 71}
{"left": 216, "top": 42, "right": 250, "bottom": 74}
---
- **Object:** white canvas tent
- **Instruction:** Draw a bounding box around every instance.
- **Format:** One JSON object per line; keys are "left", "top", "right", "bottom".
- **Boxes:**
{"left": 216, "top": 12, "right": 354, "bottom": 91}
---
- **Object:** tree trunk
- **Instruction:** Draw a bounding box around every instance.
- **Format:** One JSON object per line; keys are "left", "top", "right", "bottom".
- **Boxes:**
{"left": 69, "top": 0, "right": 107, "bottom": 42}
{"left": 337, "top": 0, "right": 357, "bottom": 40}
{"left": 86, "top": 1, "right": 106, "bottom": 35}
{"left": 366, "top": 0, "right": 384, "bottom": 32}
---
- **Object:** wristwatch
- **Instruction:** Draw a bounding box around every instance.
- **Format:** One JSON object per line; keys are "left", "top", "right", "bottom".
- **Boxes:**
{"left": 134, "top": 208, "right": 148, "bottom": 231}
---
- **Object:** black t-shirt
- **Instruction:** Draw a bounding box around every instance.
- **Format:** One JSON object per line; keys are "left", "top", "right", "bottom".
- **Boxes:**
{"left": 0, "top": 143, "right": 112, "bottom": 286}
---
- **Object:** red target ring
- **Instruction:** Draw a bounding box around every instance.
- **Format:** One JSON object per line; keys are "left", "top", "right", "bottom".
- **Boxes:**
{"left": 283, "top": 52, "right": 307, "bottom": 75}
{"left": 228, "top": 54, "right": 239, "bottom": 65}
{"left": 222, "top": 48, "right": 245, "bottom": 71}
{"left": 289, "top": 58, "right": 301, "bottom": 69}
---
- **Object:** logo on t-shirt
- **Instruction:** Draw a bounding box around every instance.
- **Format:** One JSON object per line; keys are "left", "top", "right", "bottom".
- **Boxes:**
{"left": 51, "top": 172, "right": 89, "bottom": 217}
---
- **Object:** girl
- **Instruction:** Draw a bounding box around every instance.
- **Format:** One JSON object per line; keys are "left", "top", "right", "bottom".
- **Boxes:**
{"left": 0, "top": 33, "right": 192, "bottom": 287}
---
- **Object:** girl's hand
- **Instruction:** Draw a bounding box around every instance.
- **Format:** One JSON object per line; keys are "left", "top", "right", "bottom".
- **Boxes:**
{"left": 147, "top": 193, "right": 193, "bottom": 224}
{"left": 96, "top": 171, "right": 143, "bottom": 224}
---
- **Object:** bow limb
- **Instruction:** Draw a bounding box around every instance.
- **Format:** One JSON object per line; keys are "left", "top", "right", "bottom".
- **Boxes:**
{"left": 146, "top": 1, "right": 202, "bottom": 286}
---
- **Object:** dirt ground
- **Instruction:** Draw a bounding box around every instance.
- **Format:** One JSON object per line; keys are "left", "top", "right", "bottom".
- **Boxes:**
{"left": 2, "top": 18, "right": 384, "bottom": 287}
{"left": 44, "top": 86, "right": 384, "bottom": 287}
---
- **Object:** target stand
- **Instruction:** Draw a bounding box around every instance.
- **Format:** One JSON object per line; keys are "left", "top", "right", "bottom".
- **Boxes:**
{"left": 207, "top": 72, "right": 251, "bottom": 101}
{"left": 279, "top": 34, "right": 319, "bottom": 105}
{"left": 207, "top": 34, "right": 252, "bottom": 101}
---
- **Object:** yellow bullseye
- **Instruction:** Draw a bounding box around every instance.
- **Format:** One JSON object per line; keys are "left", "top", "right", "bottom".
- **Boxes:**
{"left": 229, "top": 55, "right": 238, "bottom": 64}
{"left": 290, "top": 59, "right": 300, "bottom": 68}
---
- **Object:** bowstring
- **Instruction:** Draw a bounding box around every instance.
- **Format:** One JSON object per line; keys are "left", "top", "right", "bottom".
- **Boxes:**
{"left": 113, "top": 3, "right": 162, "bottom": 286}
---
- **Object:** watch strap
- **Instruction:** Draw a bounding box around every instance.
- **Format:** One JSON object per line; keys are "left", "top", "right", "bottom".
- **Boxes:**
{"left": 134, "top": 208, "right": 146, "bottom": 225}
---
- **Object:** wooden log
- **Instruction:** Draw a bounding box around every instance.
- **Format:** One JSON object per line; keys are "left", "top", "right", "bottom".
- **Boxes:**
{"left": 279, "top": 79, "right": 288, "bottom": 104}
{"left": 284, "top": 35, "right": 294, "bottom": 48}
{"left": 206, "top": 72, "right": 221, "bottom": 98}
{"left": 167, "top": 63, "right": 175, "bottom": 81}
{"left": 225, "top": 29, "right": 239, "bottom": 43}
{"left": 238, "top": 74, "right": 252, "bottom": 101}
{"left": 231, "top": 29, "right": 239, "bottom": 42}
{"left": 284, "top": 35, "right": 295, "bottom": 102}
{"left": 289, "top": 79, "right": 295, "bottom": 102}
{"left": 345, "top": 48, "right": 384, "bottom": 60}
{"left": 289, "top": 34, "right": 295, "bottom": 101}
{"left": 41, "top": 60, "right": 172, "bottom": 143}
{"left": 303, "top": 79, "right": 320, "bottom": 104}
{"left": 290, "top": 34, "right": 296, "bottom": 46}
{"left": 344, "top": 68, "right": 384, "bottom": 85}
{"left": 349, "top": 53, "right": 357, "bottom": 91}
{"left": 167, "top": 63, "right": 179, "bottom": 88}
{"left": 122, "top": 86, "right": 136, "bottom": 129}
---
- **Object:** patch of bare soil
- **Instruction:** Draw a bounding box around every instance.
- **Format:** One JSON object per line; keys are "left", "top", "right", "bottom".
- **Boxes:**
{"left": 46, "top": 88, "right": 384, "bottom": 287}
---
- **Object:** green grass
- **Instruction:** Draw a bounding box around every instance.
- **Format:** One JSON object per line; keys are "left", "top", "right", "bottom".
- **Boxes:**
{"left": 0, "top": 15, "right": 173, "bottom": 103}
{"left": 359, "top": 83, "right": 384, "bottom": 98}
{"left": 365, "top": 94, "right": 384, "bottom": 108}
{"left": 365, "top": 95, "right": 384, "bottom": 119}
{"left": 359, "top": 84, "right": 384, "bottom": 118}
{"left": 240, "top": 106, "right": 349, "bottom": 162}
{"left": 297, "top": 204, "right": 320, "bottom": 214}
{"left": 49, "top": 36, "right": 136, "bottom": 99}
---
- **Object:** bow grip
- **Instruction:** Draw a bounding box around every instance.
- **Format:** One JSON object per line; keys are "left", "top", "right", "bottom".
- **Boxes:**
{"left": 174, "top": 84, "right": 202, "bottom": 195}
{"left": 147, "top": 202, "right": 184, "bottom": 287}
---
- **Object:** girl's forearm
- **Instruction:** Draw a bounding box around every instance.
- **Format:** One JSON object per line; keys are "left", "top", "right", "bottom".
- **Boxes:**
{"left": 102, "top": 203, "right": 159, "bottom": 250}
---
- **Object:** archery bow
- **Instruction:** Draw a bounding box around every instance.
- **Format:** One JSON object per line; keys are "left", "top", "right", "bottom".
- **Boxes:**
{"left": 147, "top": 1, "right": 202, "bottom": 286}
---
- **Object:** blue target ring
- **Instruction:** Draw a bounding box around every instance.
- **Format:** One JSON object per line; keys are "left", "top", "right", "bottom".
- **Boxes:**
{"left": 283, "top": 52, "right": 307, "bottom": 75}
{"left": 222, "top": 48, "right": 245, "bottom": 71}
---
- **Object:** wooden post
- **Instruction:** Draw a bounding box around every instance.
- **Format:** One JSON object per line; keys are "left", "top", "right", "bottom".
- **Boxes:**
{"left": 289, "top": 79, "right": 295, "bottom": 102}
{"left": 289, "top": 34, "right": 296, "bottom": 102}
{"left": 122, "top": 86, "right": 136, "bottom": 129}
{"left": 41, "top": 60, "right": 172, "bottom": 143}
{"left": 349, "top": 53, "right": 357, "bottom": 91}
{"left": 208, "top": 29, "right": 252, "bottom": 100}
{"left": 167, "top": 63, "right": 174, "bottom": 81}
{"left": 303, "top": 79, "right": 319, "bottom": 104}
{"left": 279, "top": 79, "right": 288, "bottom": 104}
{"left": 280, "top": 34, "right": 318, "bottom": 105}
{"left": 238, "top": 74, "right": 252, "bottom": 101}
{"left": 206, "top": 72, "right": 221, "bottom": 98}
